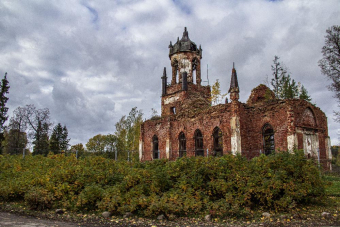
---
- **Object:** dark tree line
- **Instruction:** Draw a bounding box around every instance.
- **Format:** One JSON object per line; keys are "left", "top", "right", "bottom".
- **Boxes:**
{"left": 4, "top": 104, "right": 70, "bottom": 155}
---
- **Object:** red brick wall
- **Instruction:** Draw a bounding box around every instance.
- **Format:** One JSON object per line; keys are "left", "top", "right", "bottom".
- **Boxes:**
{"left": 240, "top": 101, "right": 289, "bottom": 158}
{"left": 161, "top": 83, "right": 211, "bottom": 116}
{"left": 141, "top": 89, "right": 329, "bottom": 163}
{"left": 141, "top": 105, "right": 233, "bottom": 161}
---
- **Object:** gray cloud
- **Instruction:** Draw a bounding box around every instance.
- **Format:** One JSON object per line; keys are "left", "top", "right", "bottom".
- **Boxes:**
{"left": 1, "top": 0, "right": 339, "bottom": 146}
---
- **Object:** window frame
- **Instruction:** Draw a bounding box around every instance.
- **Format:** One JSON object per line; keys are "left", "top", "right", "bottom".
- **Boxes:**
{"left": 262, "top": 124, "right": 275, "bottom": 156}
{"left": 178, "top": 132, "right": 186, "bottom": 157}
{"left": 152, "top": 135, "right": 159, "bottom": 159}
{"left": 212, "top": 127, "right": 223, "bottom": 156}
{"left": 194, "top": 129, "right": 204, "bottom": 156}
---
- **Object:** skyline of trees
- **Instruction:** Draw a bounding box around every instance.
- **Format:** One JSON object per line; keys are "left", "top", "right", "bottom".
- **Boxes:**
{"left": 2, "top": 104, "right": 70, "bottom": 156}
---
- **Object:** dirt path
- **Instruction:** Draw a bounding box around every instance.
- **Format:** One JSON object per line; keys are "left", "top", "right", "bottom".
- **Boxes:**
{"left": 0, "top": 212, "right": 78, "bottom": 227}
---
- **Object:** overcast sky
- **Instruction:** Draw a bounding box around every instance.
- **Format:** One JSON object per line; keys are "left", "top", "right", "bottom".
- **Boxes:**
{"left": 1, "top": 0, "right": 340, "bottom": 147}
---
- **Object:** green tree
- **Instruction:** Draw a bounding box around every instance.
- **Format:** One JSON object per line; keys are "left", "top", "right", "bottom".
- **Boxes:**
{"left": 86, "top": 134, "right": 107, "bottom": 153}
{"left": 32, "top": 121, "right": 49, "bottom": 156}
{"left": 115, "top": 107, "right": 143, "bottom": 160}
{"left": 2, "top": 129, "right": 28, "bottom": 155}
{"left": 299, "top": 85, "right": 312, "bottom": 102}
{"left": 0, "top": 73, "right": 10, "bottom": 154}
{"left": 22, "top": 104, "right": 52, "bottom": 155}
{"left": 211, "top": 79, "right": 221, "bottom": 105}
{"left": 104, "top": 134, "right": 117, "bottom": 159}
{"left": 270, "top": 56, "right": 312, "bottom": 101}
{"left": 70, "top": 143, "right": 86, "bottom": 157}
{"left": 280, "top": 75, "right": 298, "bottom": 99}
{"left": 49, "top": 123, "right": 70, "bottom": 154}
{"left": 318, "top": 25, "right": 340, "bottom": 120}
{"left": 271, "top": 56, "right": 287, "bottom": 98}
{"left": 85, "top": 134, "right": 117, "bottom": 159}
{"left": 4, "top": 107, "right": 28, "bottom": 155}
{"left": 211, "top": 79, "right": 227, "bottom": 105}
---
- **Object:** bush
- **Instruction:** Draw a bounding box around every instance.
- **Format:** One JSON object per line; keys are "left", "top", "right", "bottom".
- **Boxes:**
{"left": 24, "top": 187, "right": 54, "bottom": 210}
{"left": 0, "top": 151, "right": 326, "bottom": 216}
{"left": 76, "top": 184, "right": 104, "bottom": 210}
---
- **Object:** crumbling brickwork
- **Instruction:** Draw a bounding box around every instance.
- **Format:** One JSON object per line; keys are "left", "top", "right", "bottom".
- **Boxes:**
{"left": 139, "top": 28, "right": 331, "bottom": 169}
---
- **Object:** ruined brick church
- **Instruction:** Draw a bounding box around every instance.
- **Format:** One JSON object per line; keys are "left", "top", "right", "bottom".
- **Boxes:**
{"left": 139, "top": 27, "right": 332, "bottom": 166}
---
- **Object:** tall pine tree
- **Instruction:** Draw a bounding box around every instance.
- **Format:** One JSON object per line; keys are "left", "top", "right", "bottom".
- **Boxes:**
{"left": 49, "top": 123, "right": 70, "bottom": 154}
{"left": 299, "top": 85, "right": 311, "bottom": 102}
{"left": 0, "top": 73, "right": 10, "bottom": 154}
{"left": 280, "top": 75, "right": 298, "bottom": 99}
{"left": 270, "top": 56, "right": 287, "bottom": 98}
{"left": 32, "top": 121, "right": 49, "bottom": 156}
{"left": 270, "top": 56, "right": 312, "bottom": 102}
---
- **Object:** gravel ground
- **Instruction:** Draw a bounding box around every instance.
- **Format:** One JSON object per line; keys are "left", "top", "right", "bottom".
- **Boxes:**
{"left": 0, "top": 212, "right": 77, "bottom": 227}
{"left": 1, "top": 202, "right": 340, "bottom": 227}
{"left": 1, "top": 211, "right": 340, "bottom": 227}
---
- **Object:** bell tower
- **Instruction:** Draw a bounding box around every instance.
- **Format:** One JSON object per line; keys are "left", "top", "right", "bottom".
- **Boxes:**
{"left": 168, "top": 27, "right": 203, "bottom": 85}
{"left": 161, "top": 27, "right": 211, "bottom": 117}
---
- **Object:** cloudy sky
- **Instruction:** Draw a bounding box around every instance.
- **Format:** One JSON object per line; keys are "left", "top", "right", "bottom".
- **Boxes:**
{"left": 1, "top": 0, "right": 340, "bottom": 147}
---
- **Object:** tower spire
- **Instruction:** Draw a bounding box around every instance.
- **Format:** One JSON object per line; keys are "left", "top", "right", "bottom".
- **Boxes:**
{"left": 161, "top": 67, "right": 167, "bottom": 96}
{"left": 182, "top": 27, "right": 189, "bottom": 41}
{"left": 229, "top": 63, "right": 239, "bottom": 102}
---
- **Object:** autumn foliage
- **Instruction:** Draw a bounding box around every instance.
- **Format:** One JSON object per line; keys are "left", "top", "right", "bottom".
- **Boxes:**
{"left": 0, "top": 151, "right": 325, "bottom": 217}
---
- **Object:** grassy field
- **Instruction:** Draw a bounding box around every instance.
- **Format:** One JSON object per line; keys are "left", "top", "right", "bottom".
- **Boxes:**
{"left": 324, "top": 173, "right": 340, "bottom": 196}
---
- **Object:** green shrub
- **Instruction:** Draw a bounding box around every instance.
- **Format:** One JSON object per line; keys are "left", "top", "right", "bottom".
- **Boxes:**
{"left": 0, "top": 151, "right": 326, "bottom": 216}
{"left": 76, "top": 184, "right": 104, "bottom": 210}
{"left": 24, "top": 187, "right": 54, "bottom": 210}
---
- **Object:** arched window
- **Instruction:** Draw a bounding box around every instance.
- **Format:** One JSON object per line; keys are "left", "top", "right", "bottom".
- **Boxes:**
{"left": 194, "top": 129, "right": 204, "bottom": 156}
{"left": 179, "top": 132, "right": 186, "bottom": 157}
{"left": 152, "top": 135, "right": 159, "bottom": 159}
{"left": 262, "top": 124, "right": 274, "bottom": 155}
{"left": 213, "top": 127, "right": 223, "bottom": 156}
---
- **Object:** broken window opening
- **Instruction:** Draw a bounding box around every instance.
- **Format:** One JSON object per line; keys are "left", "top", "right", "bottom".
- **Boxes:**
{"left": 152, "top": 135, "right": 159, "bottom": 159}
{"left": 171, "top": 59, "right": 179, "bottom": 84}
{"left": 170, "top": 107, "right": 176, "bottom": 115}
{"left": 192, "top": 58, "right": 198, "bottom": 84}
{"left": 213, "top": 127, "right": 223, "bottom": 156}
{"left": 179, "top": 132, "right": 186, "bottom": 157}
{"left": 192, "top": 69, "right": 197, "bottom": 84}
{"left": 194, "top": 129, "right": 204, "bottom": 156}
{"left": 262, "top": 124, "right": 275, "bottom": 155}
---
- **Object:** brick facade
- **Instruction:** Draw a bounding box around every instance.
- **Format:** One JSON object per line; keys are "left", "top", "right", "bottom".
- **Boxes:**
{"left": 139, "top": 28, "right": 331, "bottom": 169}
